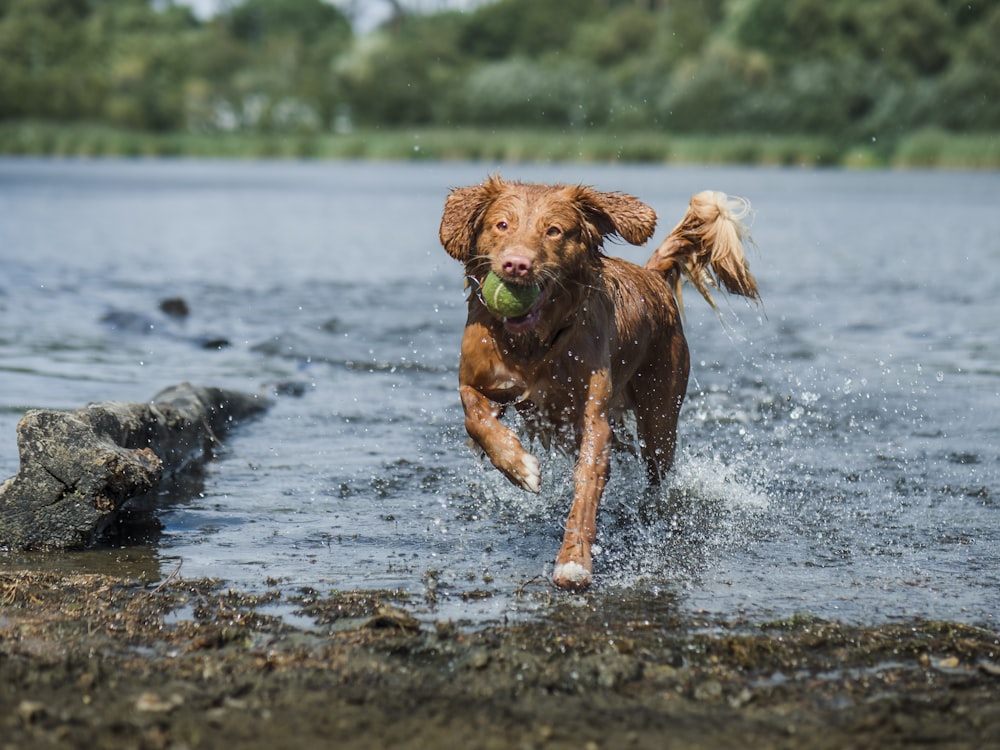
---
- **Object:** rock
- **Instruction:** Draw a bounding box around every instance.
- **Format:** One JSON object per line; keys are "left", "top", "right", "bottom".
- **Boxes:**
{"left": 158, "top": 297, "right": 190, "bottom": 319}
{"left": 135, "top": 692, "right": 183, "bottom": 714}
{"left": 977, "top": 659, "right": 1000, "bottom": 677}
{"left": 364, "top": 605, "right": 422, "bottom": 632}
{"left": 0, "top": 383, "right": 269, "bottom": 550}
{"left": 17, "top": 700, "right": 47, "bottom": 725}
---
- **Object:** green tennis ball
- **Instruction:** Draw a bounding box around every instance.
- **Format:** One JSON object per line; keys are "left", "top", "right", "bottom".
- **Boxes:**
{"left": 481, "top": 271, "right": 540, "bottom": 318}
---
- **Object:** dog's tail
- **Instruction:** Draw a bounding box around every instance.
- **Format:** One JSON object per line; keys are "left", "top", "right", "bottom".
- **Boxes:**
{"left": 644, "top": 191, "right": 760, "bottom": 312}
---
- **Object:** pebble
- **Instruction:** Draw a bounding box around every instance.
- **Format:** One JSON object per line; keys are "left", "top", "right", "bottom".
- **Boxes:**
{"left": 135, "top": 692, "right": 183, "bottom": 713}
{"left": 978, "top": 659, "right": 1000, "bottom": 677}
{"left": 17, "top": 700, "right": 46, "bottom": 725}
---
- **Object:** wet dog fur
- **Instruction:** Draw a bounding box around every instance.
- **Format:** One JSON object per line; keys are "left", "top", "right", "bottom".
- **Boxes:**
{"left": 439, "top": 176, "right": 759, "bottom": 589}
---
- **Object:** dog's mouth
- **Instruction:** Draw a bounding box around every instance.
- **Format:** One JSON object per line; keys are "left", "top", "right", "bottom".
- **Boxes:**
{"left": 499, "top": 286, "right": 547, "bottom": 333}
{"left": 470, "top": 275, "right": 549, "bottom": 333}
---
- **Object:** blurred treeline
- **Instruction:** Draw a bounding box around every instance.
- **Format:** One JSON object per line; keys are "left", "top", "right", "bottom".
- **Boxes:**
{"left": 1, "top": 0, "right": 998, "bottom": 146}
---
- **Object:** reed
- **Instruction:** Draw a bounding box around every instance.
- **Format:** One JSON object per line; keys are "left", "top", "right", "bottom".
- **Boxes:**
{"left": 2, "top": 122, "right": 998, "bottom": 169}
{"left": 893, "top": 129, "right": 1000, "bottom": 169}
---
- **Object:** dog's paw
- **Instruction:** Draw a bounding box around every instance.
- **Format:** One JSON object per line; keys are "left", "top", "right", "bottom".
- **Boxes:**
{"left": 553, "top": 561, "right": 592, "bottom": 591}
{"left": 518, "top": 453, "right": 541, "bottom": 493}
{"left": 487, "top": 439, "right": 540, "bottom": 493}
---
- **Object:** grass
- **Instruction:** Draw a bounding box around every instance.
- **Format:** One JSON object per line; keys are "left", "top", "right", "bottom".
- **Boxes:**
{"left": 892, "top": 128, "right": 1000, "bottom": 169}
{"left": 1, "top": 121, "right": 997, "bottom": 169}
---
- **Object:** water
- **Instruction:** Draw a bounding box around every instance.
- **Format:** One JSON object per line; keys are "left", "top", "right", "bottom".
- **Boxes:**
{"left": 1, "top": 158, "right": 998, "bottom": 628}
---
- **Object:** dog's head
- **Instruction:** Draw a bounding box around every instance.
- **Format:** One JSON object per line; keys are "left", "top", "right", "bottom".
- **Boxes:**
{"left": 439, "top": 176, "right": 657, "bottom": 332}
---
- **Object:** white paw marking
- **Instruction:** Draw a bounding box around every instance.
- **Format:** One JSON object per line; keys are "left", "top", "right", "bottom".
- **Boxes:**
{"left": 520, "top": 453, "right": 541, "bottom": 493}
{"left": 553, "top": 561, "right": 591, "bottom": 587}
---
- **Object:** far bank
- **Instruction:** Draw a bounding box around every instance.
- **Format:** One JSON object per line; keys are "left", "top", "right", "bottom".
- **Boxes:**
{"left": 2, "top": 122, "right": 998, "bottom": 169}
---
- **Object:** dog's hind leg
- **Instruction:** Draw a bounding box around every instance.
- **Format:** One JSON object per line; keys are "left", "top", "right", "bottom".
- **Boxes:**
{"left": 635, "top": 393, "right": 683, "bottom": 483}
{"left": 631, "top": 340, "right": 690, "bottom": 483}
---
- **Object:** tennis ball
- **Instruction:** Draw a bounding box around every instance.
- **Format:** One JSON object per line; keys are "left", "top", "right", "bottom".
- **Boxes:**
{"left": 480, "top": 271, "right": 540, "bottom": 318}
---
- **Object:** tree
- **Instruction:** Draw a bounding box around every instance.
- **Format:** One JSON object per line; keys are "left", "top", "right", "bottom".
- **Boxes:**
{"left": 225, "top": 0, "right": 350, "bottom": 45}
{"left": 458, "top": 0, "right": 604, "bottom": 59}
{"left": 0, "top": 0, "right": 97, "bottom": 119}
{"left": 192, "top": 0, "right": 352, "bottom": 131}
{"left": 91, "top": 0, "right": 200, "bottom": 131}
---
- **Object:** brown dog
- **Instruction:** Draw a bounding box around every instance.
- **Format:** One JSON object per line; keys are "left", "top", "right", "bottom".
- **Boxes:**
{"left": 439, "top": 176, "right": 759, "bottom": 590}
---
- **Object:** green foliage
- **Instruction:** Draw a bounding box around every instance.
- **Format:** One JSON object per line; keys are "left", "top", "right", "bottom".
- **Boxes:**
{"left": 0, "top": 0, "right": 97, "bottom": 120}
{"left": 0, "top": 0, "right": 998, "bottom": 146}
{"left": 456, "top": 57, "right": 612, "bottom": 127}
{"left": 458, "top": 0, "right": 604, "bottom": 59}
{"left": 193, "top": 0, "right": 352, "bottom": 132}
{"left": 225, "top": 0, "right": 350, "bottom": 45}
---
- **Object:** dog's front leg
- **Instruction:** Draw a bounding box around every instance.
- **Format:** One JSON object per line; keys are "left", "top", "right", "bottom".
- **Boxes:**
{"left": 460, "top": 385, "right": 541, "bottom": 493}
{"left": 553, "top": 369, "right": 613, "bottom": 590}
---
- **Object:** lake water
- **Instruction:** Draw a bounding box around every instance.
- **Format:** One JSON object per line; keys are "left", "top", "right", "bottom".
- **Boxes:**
{"left": 1, "top": 158, "right": 998, "bottom": 628}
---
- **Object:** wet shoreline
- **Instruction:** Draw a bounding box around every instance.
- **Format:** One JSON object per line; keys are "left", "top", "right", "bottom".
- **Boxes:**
{"left": 3, "top": 570, "right": 998, "bottom": 749}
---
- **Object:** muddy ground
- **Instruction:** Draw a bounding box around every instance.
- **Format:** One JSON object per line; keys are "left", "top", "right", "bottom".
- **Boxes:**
{"left": 1, "top": 571, "right": 998, "bottom": 750}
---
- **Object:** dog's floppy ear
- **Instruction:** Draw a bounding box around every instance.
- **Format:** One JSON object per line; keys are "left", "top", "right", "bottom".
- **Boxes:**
{"left": 439, "top": 175, "right": 506, "bottom": 262}
{"left": 572, "top": 187, "right": 657, "bottom": 246}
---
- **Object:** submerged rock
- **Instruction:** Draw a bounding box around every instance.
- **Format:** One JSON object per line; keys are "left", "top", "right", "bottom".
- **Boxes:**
{"left": 0, "top": 383, "right": 269, "bottom": 550}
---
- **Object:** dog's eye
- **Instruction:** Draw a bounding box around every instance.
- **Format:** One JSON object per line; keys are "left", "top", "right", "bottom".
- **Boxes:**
{"left": 495, "top": 221, "right": 508, "bottom": 231}
{"left": 546, "top": 226, "right": 563, "bottom": 238}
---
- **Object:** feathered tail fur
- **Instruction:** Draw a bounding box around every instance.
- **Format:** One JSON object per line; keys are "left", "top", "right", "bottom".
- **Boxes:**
{"left": 644, "top": 191, "right": 760, "bottom": 312}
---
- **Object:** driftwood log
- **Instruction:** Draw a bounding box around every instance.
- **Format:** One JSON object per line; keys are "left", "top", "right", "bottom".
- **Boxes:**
{"left": 0, "top": 383, "right": 269, "bottom": 550}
